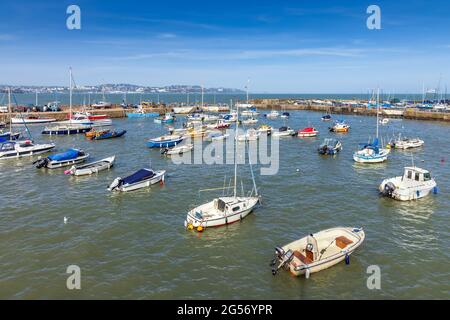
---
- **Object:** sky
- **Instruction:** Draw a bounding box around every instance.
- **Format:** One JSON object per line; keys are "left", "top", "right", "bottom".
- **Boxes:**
{"left": 0, "top": 0, "right": 449, "bottom": 93}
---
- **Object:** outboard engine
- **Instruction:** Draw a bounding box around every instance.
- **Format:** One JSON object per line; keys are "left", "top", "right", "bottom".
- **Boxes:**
{"left": 271, "top": 247, "right": 294, "bottom": 275}
{"left": 108, "top": 177, "right": 123, "bottom": 191}
{"left": 34, "top": 158, "right": 49, "bottom": 169}
{"left": 383, "top": 182, "right": 396, "bottom": 197}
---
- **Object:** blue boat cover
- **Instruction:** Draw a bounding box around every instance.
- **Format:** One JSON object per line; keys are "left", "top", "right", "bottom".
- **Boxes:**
{"left": 48, "top": 149, "right": 80, "bottom": 161}
{"left": 123, "top": 169, "right": 155, "bottom": 185}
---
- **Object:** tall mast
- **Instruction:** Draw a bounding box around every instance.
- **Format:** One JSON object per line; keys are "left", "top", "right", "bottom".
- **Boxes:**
{"left": 201, "top": 85, "right": 204, "bottom": 108}
{"left": 35, "top": 89, "right": 38, "bottom": 106}
{"left": 246, "top": 79, "right": 249, "bottom": 104}
{"left": 376, "top": 87, "right": 379, "bottom": 138}
{"left": 69, "top": 67, "right": 73, "bottom": 123}
{"left": 8, "top": 87, "right": 12, "bottom": 133}
{"left": 233, "top": 99, "right": 238, "bottom": 198}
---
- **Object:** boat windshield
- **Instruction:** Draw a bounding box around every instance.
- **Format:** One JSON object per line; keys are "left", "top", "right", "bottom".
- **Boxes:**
{"left": 216, "top": 199, "right": 226, "bottom": 212}
{"left": 423, "top": 172, "right": 431, "bottom": 181}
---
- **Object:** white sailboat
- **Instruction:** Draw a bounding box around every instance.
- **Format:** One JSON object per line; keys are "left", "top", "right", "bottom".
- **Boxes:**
{"left": 353, "top": 88, "right": 390, "bottom": 163}
{"left": 184, "top": 103, "right": 260, "bottom": 232}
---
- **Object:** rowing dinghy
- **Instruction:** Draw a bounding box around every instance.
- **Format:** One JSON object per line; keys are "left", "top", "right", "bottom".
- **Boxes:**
{"left": 65, "top": 156, "right": 115, "bottom": 176}
{"left": 34, "top": 148, "right": 89, "bottom": 169}
{"left": 271, "top": 227, "right": 365, "bottom": 277}
{"left": 107, "top": 168, "right": 166, "bottom": 192}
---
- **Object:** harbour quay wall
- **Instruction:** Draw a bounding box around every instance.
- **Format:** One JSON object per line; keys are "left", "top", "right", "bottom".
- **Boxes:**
{"left": 252, "top": 99, "right": 450, "bottom": 122}
{"left": 0, "top": 105, "right": 168, "bottom": 122}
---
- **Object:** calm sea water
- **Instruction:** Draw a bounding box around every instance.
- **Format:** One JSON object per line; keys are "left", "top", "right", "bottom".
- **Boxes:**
{"left": 0, "top": 110, "right": 449, "bottom": 299}
{"left": 2, "top": 92, "right": 427, "bottom": 106}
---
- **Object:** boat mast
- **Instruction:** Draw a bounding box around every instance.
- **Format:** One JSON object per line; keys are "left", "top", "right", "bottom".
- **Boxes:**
{"left": 246, "top": 79, "right": 249, "bottom": 104}
{"left": 35, "top": 89, "right": 38, "bottom": 106}
{"left": 69, "top": 67, "right": 73, "bottom": 124}
{"left": 376, "top": 87, "right": 379, "bottom": 138}
{"left": 234, "top": 99, "right": 238, "bottom": 198}
{"left": 201, "top": 85, "right": 204, "bottom": 108}
{"left": 8, "top": 87, "right": 12, "bottom": 134}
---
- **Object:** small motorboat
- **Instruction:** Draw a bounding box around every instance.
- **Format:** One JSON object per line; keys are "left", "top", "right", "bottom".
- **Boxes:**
{"left": 0, "top": 131, "right": 20, "bottom": 142}
{"left": 237, "top": 128, "right": 260, "bottom": 141}
{"left": 90, "top": 129, "right": 126, "bottom": 140}
{"left": 318, "top": 139, "right": 342, "bottom": 155}
{"left": 321, "top": 114, "right": 332, "bottom": 121}
{"left": 34, "top": 148, "right": 89, "bottom": 169}
{"left": 265, "top": 110, "right": 279, "bottom": 119}
{"left": 154, "top": 113, "right": 175, "bottom": 124}
{"left": 329, "top": 120, "right": 350, "bottom": 133}
{"left": 272, "top": 126, "right": 295, "bottom": 138}
{"left": 85, "top": 128, "right": 109, "bottom": 139}
{"left": 206, "top": 120, "right": 230, "bottom": 130}
{"left": 0, "top": 140, "right": 55, "bottom": 160}
{"left": 379, "top": 166, "right": 437, "bottom": 201}
{"left": 271, "top": 227, "right": 365, "bottom": 277}
{"left": 206, "top": 131, "right": 230, "bottom": 141}
{"left": 242, "top": 118, "right": 258, "bottom": 125}
{"left": 388, "top": 136, "right": 424, "bottom": 149}
{"left": 183, "top": 127, "right": 207, "bottom": 139}
{"left": 280, "top": 112, "right": 290, "bottom": 119}
{"left": 107, "top": 168, "right": 166, "bottom": 192}
{"left": 162, "top": 144, "right": 193, "bottom": 156}
{"left": 257, "top": 124, "right": 273, "bottom": 135}
{"left": 147, "top": 135, "right": 183, "bottom": 148}
{"left": 298, "top": 127, "right": 319, "bottom": 137}
{"left": 11, "top": 115, "right": 56, "bottom": 124}
{"left": 72, "top": 112, "right": 112, "bottom": 126}
{"left": 126, "top": 110, "right": 160, "bottom": 118}
{"left": 379, "top": 118, "right": 389, "bottom": 125}
{"left": 65, "top": 156, "right": 115, "bottom": 176}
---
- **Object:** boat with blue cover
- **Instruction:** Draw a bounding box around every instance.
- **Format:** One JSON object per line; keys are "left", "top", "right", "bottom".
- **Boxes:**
{"left": 321, "top": 114, "right": 332, "bottom": 121}
{"left": 154, "top": 113, "right": 175, "bottom": 124}
{"left": 0, "top": 131, "right": 20, "bottom": 142}
{"left": 34, "top": 148, "right": 89, "bottom": 169}
{"left": 107, "top": 168, "right": 166, "bottom": 192}
{"left": 147, "top": 134, "right": 183, "bottom": 148}
{"left": 90, "top": 129, "right": 126, "bottom": 140}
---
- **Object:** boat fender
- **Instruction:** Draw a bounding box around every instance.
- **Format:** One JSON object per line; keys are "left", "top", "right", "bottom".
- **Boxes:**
{"left": 305, "top": 268, "right": 310, "bottom": 279}
{"left": 196, "top": 225, "right": 204, "bottom": 232}
{"left": 345, "top": 254, "right": 350, "bottom": 265}
{"left": 433, "top": 186, "right": 438, "bottom": 194}
{"left": 416, "top": 190, "right": 420, "bottom": 198}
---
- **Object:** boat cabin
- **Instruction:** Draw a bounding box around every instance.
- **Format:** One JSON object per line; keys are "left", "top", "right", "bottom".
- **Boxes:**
{"left": 402, "top": 167, "right": 432, "bottom": 182}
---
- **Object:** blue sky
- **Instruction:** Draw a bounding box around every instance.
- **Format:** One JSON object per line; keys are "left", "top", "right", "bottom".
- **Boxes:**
{"left": 0, "top": 0, "right": 449, "bottom": 93}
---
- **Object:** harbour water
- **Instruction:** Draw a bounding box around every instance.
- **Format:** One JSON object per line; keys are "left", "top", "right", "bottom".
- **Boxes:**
{"left": 0, "top": 110, "right": 449, "bottom": 299}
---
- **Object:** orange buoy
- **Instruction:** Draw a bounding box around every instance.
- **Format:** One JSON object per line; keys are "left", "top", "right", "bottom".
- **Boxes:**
{"left": 197, "top": 226, "right": 204, "bottom": 232}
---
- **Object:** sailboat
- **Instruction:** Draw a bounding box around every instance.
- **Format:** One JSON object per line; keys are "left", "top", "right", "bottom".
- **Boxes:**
{"left": 0, "top": 88, "right": 55, "bottom": 160}
{"left": 42, "top": 68, "right": 93, "bottom": 135}
{"left": 353, "top": 88, "right": 390, "bottom": 163}
{"left": 184, "top": 103, "right": 260, "bottom": 232}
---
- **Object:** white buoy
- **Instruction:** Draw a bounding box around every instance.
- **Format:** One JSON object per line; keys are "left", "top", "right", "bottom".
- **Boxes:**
{"left": 305, "top": 268, "right": 310, "bottom": 279}
{"left": 296, "top": 169, "right": 300, "bottom": 172}
{"left": 64, "top": 217, "right": 68, "bottom": 224}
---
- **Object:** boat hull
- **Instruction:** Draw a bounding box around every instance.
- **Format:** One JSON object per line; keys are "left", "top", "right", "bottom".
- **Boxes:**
{"left": 379, "top": 176, "right": 437, "bottom": 201}
{"left": 42, "top": 127, "right": 92, "bottom": 135}
{"left": 147, "top": 138, "right": 183, "bottom": 148}
{"left": 67, "top": 156, "right": 115, "bottom": 176}
{"left": 0, "top": 144, "right": 55, "bottom": 160}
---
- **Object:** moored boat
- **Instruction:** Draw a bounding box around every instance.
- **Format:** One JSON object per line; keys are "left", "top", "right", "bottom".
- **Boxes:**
{"left": 272, "top": 126, "right": 295, "bottom": 137}
{"left": 107, "top": 168, "right": 165, "bottom": 192}
{"left": 90, "top": 129, "right": 126, "bottom": 140}
{"left": 318, "top": 138, "right": 342, "bottom": 155}
{"left": 154, "top": 113, "right": 175, "bottom": 124}
{"left": 34, "top": 148, "right": 89, "bottom": 169}
{"left": 147, "top": 134, "right": 183, "bottom": 148}
{"left": 271, "top": 227, "right": 365, "bottom": 277}
{"left": 298, "top": 127, "right": 319, "bottom": 137}
{"left": 388, "top": 136, "right": 424, "bottom": 149}
{"left": 42, "top": 124, "right": 92, "bottom": 135}
{"left": 65, "top": 156, "right": 115, "bottom": 176}
{"left": 242, "top": 117, "right": 258, "bottom": 125}
{"left": 0, "top": 139, "right": 55, "bottom": 160}
{"left": 162, "top": 143, "right": 193, "bottom": 156}
{"left": 321, "top": 114, "right": 332, "bottom": 121}
{"left": 11, "top": 115, "right": 56, "bottom": 124}
{"left": 265, "top": 110, "right": 279, "bottom": 119}
{"left": 0, "top": 131, "right": 20, "bottom": 142}
{"left": 353, "top": 138, "right": 390, "bottom": 163}
{"left": 379, "top": 166, "right": 437, "bottom": 201}
{"left": 206, "top": 131, "right": 229, "bottom": 141}
{"left": 329, "top": 120, "right": 350, "bottom": 133}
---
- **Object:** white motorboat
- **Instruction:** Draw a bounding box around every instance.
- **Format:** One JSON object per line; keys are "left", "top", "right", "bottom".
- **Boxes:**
{"left": 34, "top": 148, "right": 89, "bottom": 169}
{"left": 108, "top": 168, "right": 166, "bottom": 192}
{"left": 206, "top": 132, "right": 229, "bottom": 141}
{"left": 265, "top": 110, "right": 279, "bottom": 119}
{"left": 379, "top": 166, "right": 437, "bottom": 201}
{"left": 242, "top": 118, "right": 258, "bottom": 125}
{"left": 0, "top": 140, "right": 55, "bottom": 160}
{"left": 237, "top": 128, "right": 260, "bottom": 141}
{"left": 271, "top": 227, "right": 365, "bottom": 277}
{"left": 257, "top": 125, "right": 273, "bottom": 135}
{"left": 379, "top": 118, "right": 389, "bottom": 125}
{"left": 65, "top": 156, "right": 115, "bottom": 176}
{"left": 389, "top": 136, "right": 424, "bottom": 149}
{"left": 11, "top": 115, "right": 56, "bottom": 124}
{"left": 172, "top": 106, "right": 194, "bottom": 114}
{"left": 272, "top": 126, "right": 295, "bottom": 138}
{"left": 184, "top": 102, "right": 260, "bottom": 232}
{"left": 91, "top": 101, "right": 112, "bottom": 108}
{"left": 162, "top": 143, "right": 193, "bottom": 156}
